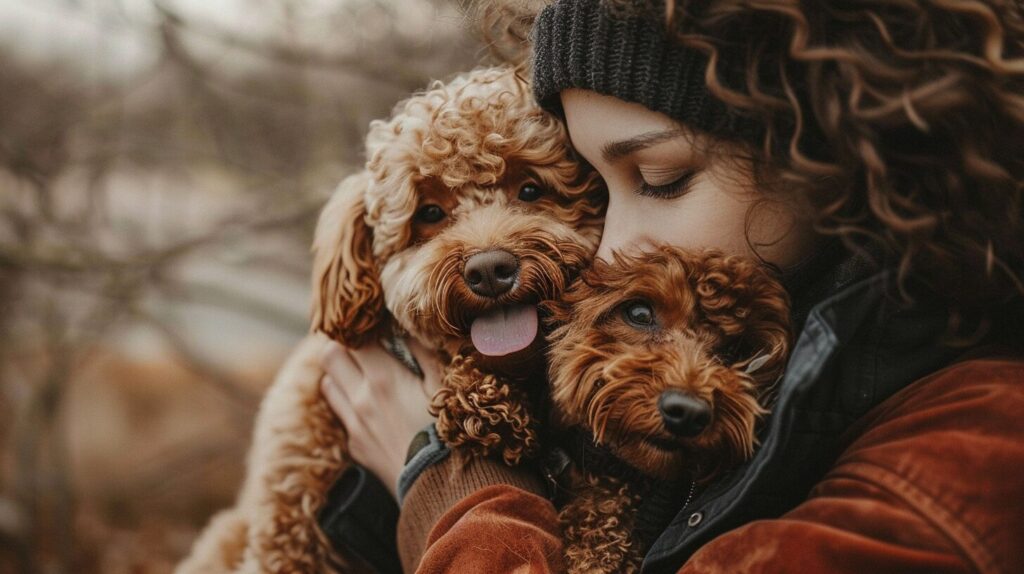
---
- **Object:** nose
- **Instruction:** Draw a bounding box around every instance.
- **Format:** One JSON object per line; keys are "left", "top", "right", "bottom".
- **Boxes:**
{"left": 463, "top": 250, "right": 519, "bottom": 298}
{"left": 595, "top": 223, "right": 625, "bottom": 262}
{"left": 595, "top": 204, "right": 646, "bottom": 262}
{"left": 658, "top": 390, "right": 711, "bottom": 437}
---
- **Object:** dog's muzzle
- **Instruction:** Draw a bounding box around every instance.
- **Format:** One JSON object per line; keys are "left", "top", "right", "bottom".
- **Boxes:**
{"left": 658, "top": 390, "right": 711, "bottom": 437}
{"left": 463, "top": 249, "right": 519, "bottom": 298}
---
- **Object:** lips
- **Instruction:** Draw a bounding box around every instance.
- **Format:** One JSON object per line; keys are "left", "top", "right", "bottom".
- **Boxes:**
{"left": 469, "top": 304, "right": 540, "bottom": 357}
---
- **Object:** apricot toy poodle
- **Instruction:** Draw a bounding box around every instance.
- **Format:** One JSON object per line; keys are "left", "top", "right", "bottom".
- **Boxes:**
{"left": 176, "top": 66, "right": 604, "bottom": 574}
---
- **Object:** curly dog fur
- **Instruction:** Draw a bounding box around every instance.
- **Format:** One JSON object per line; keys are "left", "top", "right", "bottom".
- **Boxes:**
{"left": 431, "top": 355, "right": 541, "bottom": 465}
{"left": 545, "top": 246, "right": 792, "bottom": 574}
{"left": 176, "top": 66, "right": 604, "bottom": 573}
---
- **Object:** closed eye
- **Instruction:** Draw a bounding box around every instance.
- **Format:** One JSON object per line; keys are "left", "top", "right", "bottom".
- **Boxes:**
{"left": 636, "top": 170, "right": 697, "bottom": 200}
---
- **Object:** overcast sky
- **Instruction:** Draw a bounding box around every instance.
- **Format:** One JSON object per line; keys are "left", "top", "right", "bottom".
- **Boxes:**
{"left": 0, "top": 0, "right": 460, "bottom": 82}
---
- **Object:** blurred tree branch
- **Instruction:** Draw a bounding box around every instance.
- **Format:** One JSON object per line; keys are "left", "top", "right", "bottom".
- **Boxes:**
{"left": 153, "top": 1, "right": 429, "bottom": 91}
{"left": 0, "top": 0, "right": 482, "bottom": 571}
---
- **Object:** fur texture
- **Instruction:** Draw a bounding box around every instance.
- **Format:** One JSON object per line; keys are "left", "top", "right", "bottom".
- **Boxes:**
{"left": 176, "top": 66, "right": 604, "bottom": 573}
{"left": 545, "top": 246, "right": 792, "bottom": 574}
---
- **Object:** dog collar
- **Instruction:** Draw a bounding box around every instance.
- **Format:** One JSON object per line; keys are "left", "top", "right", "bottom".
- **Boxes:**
{"left": 541, "top": 427, "right": 654, "bottom": 500}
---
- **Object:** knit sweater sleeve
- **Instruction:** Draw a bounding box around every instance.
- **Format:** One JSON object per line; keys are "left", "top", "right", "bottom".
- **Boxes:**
{"left": 396, "top": 456, "right": 565, "bottom": 573}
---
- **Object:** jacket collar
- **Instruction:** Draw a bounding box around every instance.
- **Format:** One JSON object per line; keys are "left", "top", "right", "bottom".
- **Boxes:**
{"left": 642, "top": 264, "right": 965, "bottom": 572}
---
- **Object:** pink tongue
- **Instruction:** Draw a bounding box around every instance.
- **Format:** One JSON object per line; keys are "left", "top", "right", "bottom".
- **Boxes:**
{"left": 470, "top": 305, "right": 539, "bottom": 357}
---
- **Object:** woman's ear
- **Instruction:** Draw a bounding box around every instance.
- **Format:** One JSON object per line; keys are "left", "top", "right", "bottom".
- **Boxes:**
{"left": 311, "top": 171, "right": 385, "bottom": 347}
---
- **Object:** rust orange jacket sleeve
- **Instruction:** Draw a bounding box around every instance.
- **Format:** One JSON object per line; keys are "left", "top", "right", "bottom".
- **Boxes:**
{"left": 679, "top": 355, "right": 1024, "bottom": 574}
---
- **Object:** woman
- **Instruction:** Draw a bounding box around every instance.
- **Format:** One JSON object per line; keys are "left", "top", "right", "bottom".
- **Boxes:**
{"left": 319, "top": 0, "right": 1024, "bottom": 572}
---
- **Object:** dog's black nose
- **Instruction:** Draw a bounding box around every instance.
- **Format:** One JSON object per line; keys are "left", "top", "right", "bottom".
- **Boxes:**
{"left": 464, "top": 250, "right": 518, "bottom": 298}
{"left": 658, "top": 390, "right": 711, "bottom": 437}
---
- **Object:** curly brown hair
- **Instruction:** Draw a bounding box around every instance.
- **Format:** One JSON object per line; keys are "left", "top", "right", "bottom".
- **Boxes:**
{"left": 659, "top": 0, "right": 1022, "bottom": 323}
{"left": 477, "top": 0, "right": 1024, "bottom": 339}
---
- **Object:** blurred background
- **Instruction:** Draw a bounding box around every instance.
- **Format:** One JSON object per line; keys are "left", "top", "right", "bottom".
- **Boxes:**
{"left": 0, "top": 1, "right": 487, "bottom": 571}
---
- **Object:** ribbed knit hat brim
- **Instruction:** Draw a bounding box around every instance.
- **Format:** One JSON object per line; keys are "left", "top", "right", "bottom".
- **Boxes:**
{"left": 531, "top": 0, "right": 760, "bottom": 142}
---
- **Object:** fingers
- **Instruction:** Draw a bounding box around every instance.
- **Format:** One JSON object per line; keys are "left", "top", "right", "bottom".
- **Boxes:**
{"left": 320, "top": 374, "right": 359, "bottom": 433}
{"left": 316, "top": 337, "right": 435, "bottom": 493}
{"left": 407, "top": 339, "right": 444, "bottom": 398}
{"left": 321, "top": 340, "right": 362, "bottom": 379}
{"left": 345, "top": 341, "right": 396, "bottom": 374}
{"left": 321, "top": 341, "right": 390, "bottom": 417}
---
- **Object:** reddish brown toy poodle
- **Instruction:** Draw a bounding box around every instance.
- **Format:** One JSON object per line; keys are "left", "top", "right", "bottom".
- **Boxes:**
{"left": 545, "top": 246, "right": 792, "bottom": 574}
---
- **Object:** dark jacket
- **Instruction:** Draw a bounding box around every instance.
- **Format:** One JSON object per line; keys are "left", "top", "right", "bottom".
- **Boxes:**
{"left": 643, "top": 264, "right": 966, "bottom": 570}
{"left": 328, "top": 251, "right": 1024, "bottom": 573}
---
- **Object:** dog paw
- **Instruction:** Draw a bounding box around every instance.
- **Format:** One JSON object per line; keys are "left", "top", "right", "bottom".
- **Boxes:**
{"left": 431, "top": 356, "right": 539, "bottom": 465}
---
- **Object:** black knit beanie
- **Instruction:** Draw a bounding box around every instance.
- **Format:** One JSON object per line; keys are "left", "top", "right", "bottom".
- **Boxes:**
{"left": 531, "top": 0, "right": 761, "bottom": 143}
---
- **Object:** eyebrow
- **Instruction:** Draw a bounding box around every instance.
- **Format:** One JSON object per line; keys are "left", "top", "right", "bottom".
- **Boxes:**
{"left": 601, "top": 129, "right": 685, "bottom": 162}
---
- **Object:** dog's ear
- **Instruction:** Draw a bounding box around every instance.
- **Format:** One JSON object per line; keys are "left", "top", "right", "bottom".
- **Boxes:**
{"left": 539, "top": 277, "right": 587, "bottom": 331}
{"left": 693, "top": 253, "right": 791, "bottom": 384}
{"left": 311, "top": 171, "right": 385, "bottom": 347}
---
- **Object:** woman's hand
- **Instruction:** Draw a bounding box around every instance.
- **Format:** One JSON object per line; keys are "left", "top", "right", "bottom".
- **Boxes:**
{"left": 319, "top": 339, "right": 443, "bottom": 498}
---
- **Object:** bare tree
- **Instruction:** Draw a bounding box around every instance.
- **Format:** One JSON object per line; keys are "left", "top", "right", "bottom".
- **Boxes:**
{"left": 0, "top": 1, "right": 482, "bottom": 571}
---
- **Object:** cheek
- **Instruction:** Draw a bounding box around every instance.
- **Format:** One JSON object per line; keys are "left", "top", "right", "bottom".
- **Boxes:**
{"left": 597, "top": 186, "right": 752, "bottom": 260}
{"left": 597, "top": 177, "right": 812, "bottom": 266}
{"left": 744, "top": 201, "right": 820, "bottom": 268}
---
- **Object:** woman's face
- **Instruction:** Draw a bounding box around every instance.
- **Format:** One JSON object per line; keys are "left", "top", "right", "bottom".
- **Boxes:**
{"left": 561, "top": 89, "right": 818, "bottom": 267}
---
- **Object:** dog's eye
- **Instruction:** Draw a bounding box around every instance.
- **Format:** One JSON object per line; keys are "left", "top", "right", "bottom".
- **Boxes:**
{"left": 415, "top": 204, "right": 446, "bottom": 224}
{"left": 622, "top": 300, "right": 656, "bottom": 328}
{"left": 518, "top": 183, "right": 544, "bottom": 202}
